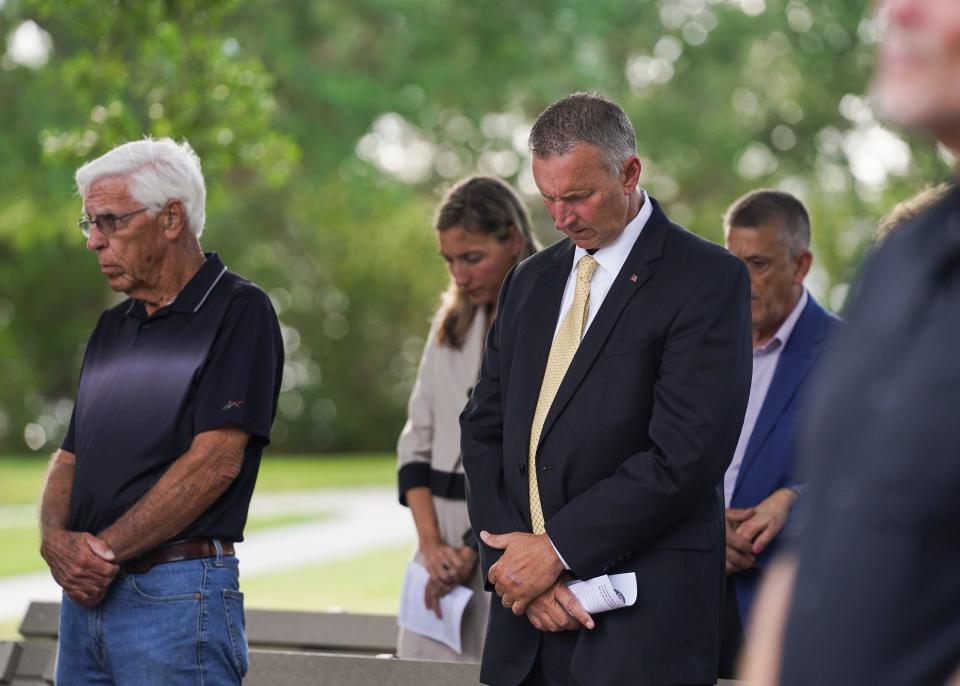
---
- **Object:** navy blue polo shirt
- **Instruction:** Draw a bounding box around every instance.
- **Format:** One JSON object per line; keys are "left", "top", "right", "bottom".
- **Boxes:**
{"left": 62, "top": 253, "right": 283, "bottom": 542}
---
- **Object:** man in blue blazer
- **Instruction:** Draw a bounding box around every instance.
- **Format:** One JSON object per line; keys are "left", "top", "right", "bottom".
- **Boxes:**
{"left": 718, "top": 190, "right": 840, "bottom": 677}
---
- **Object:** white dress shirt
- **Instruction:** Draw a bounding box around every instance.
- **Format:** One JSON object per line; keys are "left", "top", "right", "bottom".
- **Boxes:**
{"left": 546, "top": 191, "right": 652, "bottom": 570}
{"left": 553, "top": 192, "right": 653, "bottom": 341}
{"left": 723, "top": 289, "right": 809, "bottom": 506}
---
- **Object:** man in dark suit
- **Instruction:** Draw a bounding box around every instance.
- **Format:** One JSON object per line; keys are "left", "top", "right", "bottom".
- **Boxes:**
{"left": 461, "top": 92, "right": 752, "bottom": 686}
{"left": 740, "top": 1, "right": 960, "bottom": 683}
{"left": 717, "top": 190, "right": 839, "bottom": 677}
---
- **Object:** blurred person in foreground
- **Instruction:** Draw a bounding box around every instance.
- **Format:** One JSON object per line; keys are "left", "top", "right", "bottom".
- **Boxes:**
{"left": 718, "top": 190, "right": 840, "bottom": 677}
{"left": 461, "top": 92, "right": 752, "bottom": 686}
{"left": 875, "top": 182, "right": 951, "bottom": 242}
{"left": 741, "top": 1, "right": 960, "bottom": 683}
{"left": 40, "top": 138, "right": 282, "bottom": 685}
{"left": 396, "top": 176, "right": 539, "bottom": 662}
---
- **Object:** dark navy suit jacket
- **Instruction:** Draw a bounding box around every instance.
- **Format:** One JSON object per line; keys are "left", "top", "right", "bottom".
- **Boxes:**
{"left": 462, "top": 199, "right": 753, "bottom": 686}
{"left": 728, "top": 295, "right": 839, "bottom": 623}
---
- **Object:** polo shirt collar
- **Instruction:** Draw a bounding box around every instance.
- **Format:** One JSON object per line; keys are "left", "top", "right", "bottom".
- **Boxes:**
{"left": 170, "top": 252, "right": 228, "bottom": 314}
{"left": 124, "top": 252, "right": 228, "bottom": 319}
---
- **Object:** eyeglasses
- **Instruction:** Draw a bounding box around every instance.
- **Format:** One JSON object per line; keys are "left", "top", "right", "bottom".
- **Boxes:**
{"left": 78, "top": 207, "right": 150, "bottom": 238}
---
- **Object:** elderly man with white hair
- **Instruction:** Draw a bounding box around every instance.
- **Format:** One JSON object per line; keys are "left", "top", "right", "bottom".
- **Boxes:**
{"left": 39, "top": 137, "right": 283, "bottom": 685}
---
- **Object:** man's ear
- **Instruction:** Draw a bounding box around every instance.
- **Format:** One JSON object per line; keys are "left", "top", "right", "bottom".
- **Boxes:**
{"left": 621, "top": 155, "right": 642, "bottom": 194}
{"left": 161, "top": 201, "right": 187, "bottom": 239}
{"left": 795, "top": 249, "right": 813, "bottom": 283}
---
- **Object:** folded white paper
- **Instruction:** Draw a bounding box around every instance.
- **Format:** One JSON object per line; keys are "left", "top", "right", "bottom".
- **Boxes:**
{"left": 397, "top": 561, "right": 474, "bottom": 654}
{"left": 566, "top": 572, "right": 637, "bottom": 614}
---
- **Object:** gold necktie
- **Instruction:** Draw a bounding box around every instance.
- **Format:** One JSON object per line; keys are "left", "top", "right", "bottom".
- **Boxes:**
{"left": 528, "top": 254, "right": 598, "bottom": 534}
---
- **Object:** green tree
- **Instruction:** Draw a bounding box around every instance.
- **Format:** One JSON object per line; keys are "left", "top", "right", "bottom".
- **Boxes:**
{"left": 0, "top": 0, "right": 951, "bottom": 454}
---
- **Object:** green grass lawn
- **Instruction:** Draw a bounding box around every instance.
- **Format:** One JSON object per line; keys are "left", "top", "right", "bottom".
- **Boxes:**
{"left": 242, "top": 544, "right": 411, "bottom": 615}
{"left": 0, "top": 521, "right": 41, "bottom": 577}
{"left": 0, "top": 456, "right": 49, "bottom": 506}
{"left": 0, "top": 453, "right": 396, "bottom": 507}
{"left": 0, "top": 619, "right": 21, "bottom": 640}
{"left": 0, "top": 544, "right": 413, "bottom": 640}
{"left": 0, "top": 453, "right": 405, "bottom": 640}
{"left": 0, "top": 453, "right": 394, "bottom": 577}
{"left": 0, "top": 512, "right": 335, "bottom": 579}
{"left": 255, "top": 453, "right": 396, "bottom": 491}
{"left": 245, "top": 511, "right": 333, "bottom": 532}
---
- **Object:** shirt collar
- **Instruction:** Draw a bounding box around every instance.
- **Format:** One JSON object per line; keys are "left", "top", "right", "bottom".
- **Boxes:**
{"left": 572, "top": 189, "right": 652, "bottom": 275}
{"left": 124, "top": 252, "right": 228, "bottom": 319}
{"left": 170, "top": 252, "right": 227, "bottom": 313}
{"left": 757, "top": 288, "right": 808, "bottom": 354}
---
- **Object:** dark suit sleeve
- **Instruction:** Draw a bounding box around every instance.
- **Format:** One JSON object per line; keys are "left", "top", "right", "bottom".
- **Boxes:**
{"left": 461, "top": 266, "right": 532, "bottom": 588}
{"left": 547, "top": 257, "right": 752, "bottom": 579}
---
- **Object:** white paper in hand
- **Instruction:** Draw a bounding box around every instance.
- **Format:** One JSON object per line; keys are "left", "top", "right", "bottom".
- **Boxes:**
{"left": 397, "top": 561, "right": 474, "bottom": 654}
{"left": 566, "top": 572, "right": 637, "bottom": 614}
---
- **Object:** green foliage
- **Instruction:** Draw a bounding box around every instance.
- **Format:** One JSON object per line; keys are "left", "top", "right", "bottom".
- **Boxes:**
{"left": 0, "top": 0, "right": 952, "bottom": 452}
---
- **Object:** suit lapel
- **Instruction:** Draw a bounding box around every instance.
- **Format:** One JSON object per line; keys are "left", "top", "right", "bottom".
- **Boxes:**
{"left": 732, "top": 298, "right": 828, "bottom": 498}
{"left": 509, "top": 242, "right": 575, "bottom": 467}
{"left": 536, "top": 200, "right": 669, "bottom": 450}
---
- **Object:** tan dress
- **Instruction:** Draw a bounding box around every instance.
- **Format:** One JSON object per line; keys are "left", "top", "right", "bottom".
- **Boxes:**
{"left": 395, "top": 310, "right": 490, "bottom": 662}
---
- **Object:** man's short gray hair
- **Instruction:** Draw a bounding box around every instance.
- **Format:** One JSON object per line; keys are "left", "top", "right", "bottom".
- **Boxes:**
{"left": 723, "top": 189, "right": 811, "bottom": 256}
{"left": 75, "top": 137, "right": 207, "bottom": 237}
{"left": 527, "top": 92, "right": 637, "bottom": 175}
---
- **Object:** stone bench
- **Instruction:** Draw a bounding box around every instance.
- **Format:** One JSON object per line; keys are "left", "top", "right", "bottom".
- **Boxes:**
{"left": 18, "top": 601, "right": 399, "bottom": 655}
{"left": 0, "top": 639, "right": 481, "bottom": 686}
{"left": 3, "top": 601, "right": 745, "bottom": 685}
{"left": 247, "top": 650, "right": 480, "bottom": 685}
{"left": 1, "top": 638, "right": 51, "bottom": 686}
{"left": 5, "top": 601, "right": 469, "bottom": 685}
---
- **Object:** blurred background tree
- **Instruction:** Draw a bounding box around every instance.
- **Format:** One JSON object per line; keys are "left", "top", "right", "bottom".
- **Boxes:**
{"left": 0, "top": 0, "right": 952, "bottom": 455}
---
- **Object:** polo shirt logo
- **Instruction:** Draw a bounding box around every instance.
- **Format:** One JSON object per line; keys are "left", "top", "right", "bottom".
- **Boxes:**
{"left": 222, "top": 400, "right": 245, "bottom": 411}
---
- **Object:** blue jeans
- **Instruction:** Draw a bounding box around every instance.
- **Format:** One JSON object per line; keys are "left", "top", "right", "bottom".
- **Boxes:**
{"left": 56, "top": 546, "right": 248, "bottom": 685}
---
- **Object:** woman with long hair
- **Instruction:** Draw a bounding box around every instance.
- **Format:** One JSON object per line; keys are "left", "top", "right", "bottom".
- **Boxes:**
{"left": 396, "top": 176, "right": 539, "bottom": 661}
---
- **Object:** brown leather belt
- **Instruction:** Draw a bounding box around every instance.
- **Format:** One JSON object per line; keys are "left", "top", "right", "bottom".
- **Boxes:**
{"left": 121, "top": 538, "right": 234, "bottom": 575}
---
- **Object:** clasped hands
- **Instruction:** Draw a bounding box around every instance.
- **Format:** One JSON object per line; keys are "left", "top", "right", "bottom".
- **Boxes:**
{"left": 725, "top": 488, "right": 797, "bottom": 575}
{"left": 420, "top": 541, "right": 479, "bottom": 619}
{"left": 480, "top": 530, "right": 595, "bottom": 632}
{"left": 41, "top": 530, "right": 118, "bottom": 607}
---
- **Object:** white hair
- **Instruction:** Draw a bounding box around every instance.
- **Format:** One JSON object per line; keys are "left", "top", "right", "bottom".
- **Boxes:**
{"left": 75, "top": 137, "right": 207, "bottom": 237}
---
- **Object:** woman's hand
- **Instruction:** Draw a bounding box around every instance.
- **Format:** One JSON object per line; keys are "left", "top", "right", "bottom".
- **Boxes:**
{"left": 422, "top": 545, "right": 479, "bottom": 617}
{"left": 405, "top": 487, "right": 461, "bottom": 585}
{"left": 450, "top": 545, "right": 479, "bottom": 584}
{"left": 424, "top": 576, "right": 457, "bottom": 618}
{"left": 421, "top": 540, "right": 462, "bottom": 586}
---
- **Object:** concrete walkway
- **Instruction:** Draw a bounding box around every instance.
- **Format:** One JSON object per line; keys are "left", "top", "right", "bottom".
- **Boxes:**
{"left": 0, "top": 486, "right": 415, "bottom": 623}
